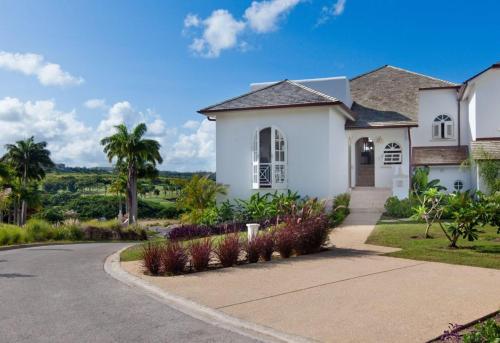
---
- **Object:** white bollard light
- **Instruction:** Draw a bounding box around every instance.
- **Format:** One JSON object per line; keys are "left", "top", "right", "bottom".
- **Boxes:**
{"left": 246, "top": 223, "right": 260, "bottom": 242}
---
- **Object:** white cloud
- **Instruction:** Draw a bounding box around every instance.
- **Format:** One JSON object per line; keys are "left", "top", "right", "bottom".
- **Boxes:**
{"left": 187, "top": 9, "right": 246, "bottom": 58}
{"left": 167, "top": 119, "right": 215, "bottom": 171}
{"left": 317, "top": 0, "right": 346, "bottom": 26}
{"left": 84, "top": 98, "right": 107, "bottom": 110}
{"left": 0, "top": 51, "right": 84, "bottom": 87}
{"left": 184, "top": 0, "right": 303, "bottom": 58}
{"left": 244, "top": 0, "right": 300, "bottom": 33}
{"left": 0, "top": 97, "right": 215, "bottom": 171}
{"left": 184, "top": 13, "right": 201, "bottom": 28}
{"left": 183, "top": 119, "right": 201, "bottom": 130}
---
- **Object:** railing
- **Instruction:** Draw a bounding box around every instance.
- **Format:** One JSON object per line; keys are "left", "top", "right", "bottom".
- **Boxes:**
{"left": 259, "top": 163, "right": 272, "bottom": 187}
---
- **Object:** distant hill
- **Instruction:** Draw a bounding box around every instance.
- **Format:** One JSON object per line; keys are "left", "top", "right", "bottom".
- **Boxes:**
{"left": 51, "top": 164, "right": 215, "bottom": 179}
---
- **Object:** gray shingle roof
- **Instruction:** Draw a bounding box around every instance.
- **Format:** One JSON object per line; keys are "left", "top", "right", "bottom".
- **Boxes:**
{"left": 471, "top": 140, "right": 500, "bottom": 160}
{"left": 348, "top": 65, "right": 459, "bottom": 129}
{"left": 199, "top": 80, "right": 340, "bottom": 114}
{"left": 411, "top": 146, "right": 468, "bottom": 166}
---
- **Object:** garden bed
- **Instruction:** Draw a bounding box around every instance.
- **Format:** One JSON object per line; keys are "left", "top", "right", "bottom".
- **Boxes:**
{"left": 431, "top": 311, "right": 500, "bottom": 342}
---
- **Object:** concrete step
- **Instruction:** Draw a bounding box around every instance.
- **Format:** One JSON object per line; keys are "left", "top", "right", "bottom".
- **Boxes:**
{"left": 350, "top": 187, "right": 391, "bottom": 212}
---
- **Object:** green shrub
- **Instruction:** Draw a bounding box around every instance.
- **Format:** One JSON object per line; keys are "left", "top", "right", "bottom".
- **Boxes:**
{"left": 25, "top": 219, "right": 53, "bottom": 241}
{"left": 329, "top": 193, "right": 350, "bottom": 227}
{"left": 384, "top": 196, "right": 415, "bottom": 218}
{"left": 462, "top": 319, "right": 500, "bottom": 343}
{"left": 34, "top": 207, "right": 65, "bottom": 223}
{"left": 0, "top": 224, "right": 31, "bottom": 245}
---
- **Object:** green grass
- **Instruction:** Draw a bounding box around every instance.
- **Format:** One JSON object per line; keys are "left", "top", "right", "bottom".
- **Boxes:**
{"left": 366, "top": 221, "right": 500, "bottom": 269}
{"left": 120, "top": 232, "right": 247, "bottom": 262}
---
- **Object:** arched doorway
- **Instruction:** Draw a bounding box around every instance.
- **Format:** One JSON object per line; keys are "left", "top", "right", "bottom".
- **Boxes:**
{"left": 355, "top": 137, "right": 374, "bottom": 187}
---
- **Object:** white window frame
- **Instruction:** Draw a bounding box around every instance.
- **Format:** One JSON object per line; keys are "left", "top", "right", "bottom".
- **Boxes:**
{"left": 453, "top": 180, "right": 464, "bottom": 191}
{"left": 383, "top": 142, "right": 402, "bottom": 165}
{"left": 432, "top": 114, "right": 454, "bottom": 140}
{"left": 251, "top": 127, "right": 287, "bottom": 190}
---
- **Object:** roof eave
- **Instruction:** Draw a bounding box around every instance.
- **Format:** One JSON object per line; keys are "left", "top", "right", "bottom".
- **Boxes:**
{"left": 199, "top": 101, "right": 346, "bottom": 115}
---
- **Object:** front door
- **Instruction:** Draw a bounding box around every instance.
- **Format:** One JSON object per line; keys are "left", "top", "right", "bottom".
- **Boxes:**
{"left": 356, "top": 138, "right": 374, "bottom": 187}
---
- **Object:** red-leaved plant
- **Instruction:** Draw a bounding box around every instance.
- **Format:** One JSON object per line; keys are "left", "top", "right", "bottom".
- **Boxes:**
{"left": 189, "top": 237, "right": 213, "bottom": 271}
{"left": 215, "top": 233, "right": 241, "bottom": 267}
{"left": 142, "top": 242, "right": 163, "bottom": 275}
{"left": 161, "top": 242, "right": 188, "bottom": 275}
{"left": 275, "top": 227, "right": 295, "bottom": 258}
{"left": 284, "top": 199, "right": 329, "bottom": 255}
{"left": 256, "top": 232, "right": 274, "bottom": 261}
{"left": 244, "top": 238, "right": 260, "bottom": 263}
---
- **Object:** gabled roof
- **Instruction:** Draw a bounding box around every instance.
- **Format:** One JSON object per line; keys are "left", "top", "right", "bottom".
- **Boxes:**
{"left": 198, "top": 80, "right": 354, "bottom": 119}
{"left": 347, "top": 65, "right": 458, "bottom": 129}
{"left": 411, "top": 146, "right": 468, "bottom": 166}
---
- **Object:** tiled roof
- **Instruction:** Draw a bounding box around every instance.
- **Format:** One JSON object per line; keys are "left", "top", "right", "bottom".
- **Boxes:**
{"left": 347, "top": 66, "right": 459, "bottom": 129}
{"left": 199, "top": 80, "right": 341, "bottom": 114}
{"left": 471, "top": 140, "right": 500, "bottom": 160}
{"left": 411, "top": 146, "right": 468, "bottom": 166}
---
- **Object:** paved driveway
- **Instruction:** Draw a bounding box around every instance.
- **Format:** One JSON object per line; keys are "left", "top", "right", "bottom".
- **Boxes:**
{"left": 0, "top": 243, "right": 258, "bottom": 343}
{"left": 122, "top": 213, "right": 500, "bottom": 342}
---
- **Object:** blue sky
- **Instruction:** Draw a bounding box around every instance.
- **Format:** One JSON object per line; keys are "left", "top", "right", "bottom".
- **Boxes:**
{"left": 0, "top": 0, "right": 499, "bottom": 171}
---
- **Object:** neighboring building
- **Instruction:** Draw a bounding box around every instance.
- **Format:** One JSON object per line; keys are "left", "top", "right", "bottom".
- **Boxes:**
{"left": 199, "top": 62, "right": 500, "bottom": 201}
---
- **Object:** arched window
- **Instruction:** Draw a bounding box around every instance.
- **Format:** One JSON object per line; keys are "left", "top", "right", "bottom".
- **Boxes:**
{"left": 383, "top": 143, "right": 402, "bottom": 165}
{"left": 252, "top": 127, "right": 287, "bottom": 189}
{"left": 453, "top": 180, "right": 464, "bottom": 191}
{"left": 432, "top": 114, "right": 453, "bottom": 139}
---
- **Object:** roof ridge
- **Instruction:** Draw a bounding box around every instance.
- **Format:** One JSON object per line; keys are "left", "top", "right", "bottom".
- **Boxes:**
{"left": 198, "top": 80, "right": 289, "bottom": 113}
{"left": 385, "top": 65, "right": 459, "bottom": 85}
{"left": 286, "top": 80, "right": 340, "bottom": 102}
{"left": 350, "top": 65, "right": 389, "bottom": 81}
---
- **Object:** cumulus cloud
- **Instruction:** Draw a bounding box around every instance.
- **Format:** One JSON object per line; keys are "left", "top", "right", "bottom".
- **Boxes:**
{"left": 84, "top": 98, "right": 107, "bottom": 110}
{"left": 184, "top": 0, "right": 303, "bottom": 58}
{"left": 0, "top": 51, "right": 84, "bottom": 86}
{"left": 187, "top": 9, "right": 246, "bottom": 58}
{"left": 317, "top": 0, "right": 346, "bottom": 26}
{"left": 183, "top": 119, "right": 201, "bottom": 130}
{"left": 184, "top": 13, "right": 201, "bottom": 28}
{"left": 167, "top": 119, "right": 215, "bottom": 171}
{"left": 0, "top": 97, "right": 216, "bottom": 171}
{"left": 244, "top": 0, "right": 300, "bottom": 33}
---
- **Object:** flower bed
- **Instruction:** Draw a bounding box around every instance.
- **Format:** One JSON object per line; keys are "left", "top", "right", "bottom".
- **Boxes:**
{"left": 142, "top": 199, "right": 333, "bottom": 276}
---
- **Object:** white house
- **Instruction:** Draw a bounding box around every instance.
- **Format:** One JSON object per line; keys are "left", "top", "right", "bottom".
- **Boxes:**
{"left": 199, "top": 62, "right": 500, "bottom": 202}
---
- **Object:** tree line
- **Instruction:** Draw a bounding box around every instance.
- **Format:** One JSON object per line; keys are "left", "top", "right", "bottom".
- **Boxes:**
{"left": 0, "top": 122, "right": 184, "bottom": 226}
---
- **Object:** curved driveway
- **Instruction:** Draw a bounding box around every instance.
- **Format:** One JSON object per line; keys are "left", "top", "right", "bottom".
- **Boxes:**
{"left": 0, "top": 243, "right": 258, "bottom": 343}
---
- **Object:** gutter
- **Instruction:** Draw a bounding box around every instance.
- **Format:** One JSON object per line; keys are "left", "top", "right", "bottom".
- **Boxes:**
{"left": 408, "top": 127, "right": 412, "bottom": 191}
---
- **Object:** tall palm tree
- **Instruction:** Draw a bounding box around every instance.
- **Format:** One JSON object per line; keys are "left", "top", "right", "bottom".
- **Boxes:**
{"left": 1, "top": 137, "right": 54, "bottom": 225}
{"left": 101, "top": 123, "right": 162, "bottom": 224}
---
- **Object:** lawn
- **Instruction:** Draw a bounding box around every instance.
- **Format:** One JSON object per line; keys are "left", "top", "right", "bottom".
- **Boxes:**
{"left": 366, "top": 220, "right": 500, "bottom": 269}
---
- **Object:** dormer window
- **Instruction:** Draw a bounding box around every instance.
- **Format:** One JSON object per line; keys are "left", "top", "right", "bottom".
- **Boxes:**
{"left": 432, "top": 114, "right": 453, "bottom": 139}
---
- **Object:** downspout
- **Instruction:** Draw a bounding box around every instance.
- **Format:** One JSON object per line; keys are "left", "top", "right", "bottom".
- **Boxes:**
{"left": 407, "top": 127, "right": 412, "bottom": 192}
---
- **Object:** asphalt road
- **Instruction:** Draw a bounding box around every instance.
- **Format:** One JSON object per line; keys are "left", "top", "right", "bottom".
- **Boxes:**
{"left": 0, "top": 243, "right": 259, "bottom": 343}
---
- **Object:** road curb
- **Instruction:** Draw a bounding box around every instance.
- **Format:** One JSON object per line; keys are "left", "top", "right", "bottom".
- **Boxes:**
{"left": 104, "top": 246, "right": 313, "bottom": 343}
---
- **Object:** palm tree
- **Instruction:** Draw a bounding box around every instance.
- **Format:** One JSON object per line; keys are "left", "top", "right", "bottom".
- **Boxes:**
{"left": 1, "top": 137, "right": 54, "bottom": 225}
{"left": 101, "top": 123, "right": 162, "bottom": 224}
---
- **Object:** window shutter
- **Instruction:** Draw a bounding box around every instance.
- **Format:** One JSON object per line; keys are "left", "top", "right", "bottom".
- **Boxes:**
{"left": 252, "top": 131, "right": 259, "bottom": 189}
{"left": 445, "top": 122, "right": 453, "bottom": 138}
{"left": 432, "top": 123, "right": 440, "bottom": 139}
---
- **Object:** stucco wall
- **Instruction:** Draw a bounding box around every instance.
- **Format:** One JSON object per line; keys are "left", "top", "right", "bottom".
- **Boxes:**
{"left": 474, "top": 69, "right": 500, "bottom": 139}
{"left": 414, "top": 89, "right": 459, "bottom": 147}
{"left": 427, "top": 166, "right": 472, "bottom": 193}
{"left": 347, "top": 128, "right": 409, "bottom": 189}
{"left": 215, "top": 106, "right": 349, "bottom": 201}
